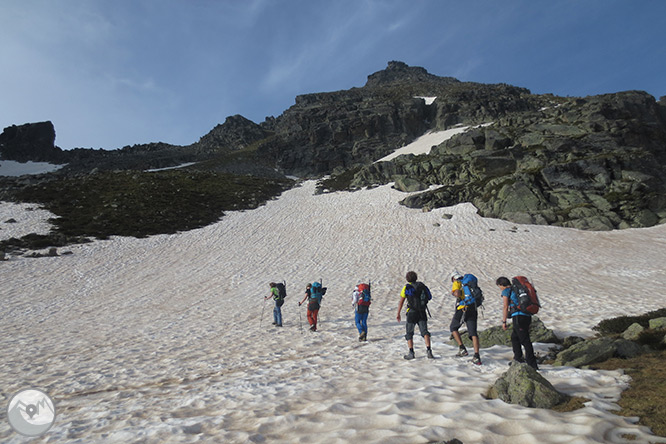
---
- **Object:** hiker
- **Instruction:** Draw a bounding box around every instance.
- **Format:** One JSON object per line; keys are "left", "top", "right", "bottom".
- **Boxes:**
{"left": 352, "top": 283, "right": 371, "bottom": 341}
{"left": 299, "top": 282, "right": 325, "bottom": 331}
{"left": 497, "top": 276, "right": 538, "bottom": 370}
{"left": 265, "top": 282, "right": 283, "bottom": 327}
{"left": 396, "top": 271, "right": 434, "bottom": 360}
{"left": 449, "top": 271, "right": 482, "bottom": 365}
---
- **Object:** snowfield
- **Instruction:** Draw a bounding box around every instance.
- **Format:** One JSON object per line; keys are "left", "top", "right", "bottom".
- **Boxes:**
{"left": 2, "top": 132, "right": 666, "bottom": 443}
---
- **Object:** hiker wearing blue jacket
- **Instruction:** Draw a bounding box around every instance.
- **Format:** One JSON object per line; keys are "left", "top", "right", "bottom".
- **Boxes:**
{"left": 497, "top": 276, "right": 538, "bottom": 370}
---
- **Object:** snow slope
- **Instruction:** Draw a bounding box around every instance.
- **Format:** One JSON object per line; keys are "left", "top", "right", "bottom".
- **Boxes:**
{"left": 1, "top": 182, "right": 666, "bottom": 443}
{"left": 1, "top": 132, "right": 666, "bottom": 443}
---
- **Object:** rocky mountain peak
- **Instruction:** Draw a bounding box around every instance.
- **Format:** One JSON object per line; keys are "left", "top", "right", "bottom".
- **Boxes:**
{"left": 365, "top": 60, "right": 459, "bottom": 87}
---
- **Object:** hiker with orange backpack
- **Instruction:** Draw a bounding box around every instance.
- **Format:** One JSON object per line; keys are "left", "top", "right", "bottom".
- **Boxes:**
{"left": 496, "top": 276, "right": 538, "bottom": 370}
{"left": 352, "top": 283, "right": 371, "bottom": 341}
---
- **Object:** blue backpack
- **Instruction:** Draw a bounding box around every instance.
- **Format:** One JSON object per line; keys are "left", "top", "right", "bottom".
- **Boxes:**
{"left": 310, "top": 281, "right": 326, "bottom": 303}
{"left": 461, "top": 274, "right": 484, "bottom": 307}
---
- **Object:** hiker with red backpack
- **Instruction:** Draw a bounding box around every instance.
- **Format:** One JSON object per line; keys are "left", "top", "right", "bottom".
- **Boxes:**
{"left": 352, "top": 283, "right": 371, "bottom": 341}
{"left": 397, "top": 271, "right": 434, "bottom": 360}
{"left": 496, "top": 276, "right": 539, "bottom": 370}
{"left": 449, "top": 271, "right": 483, "bottom": 365}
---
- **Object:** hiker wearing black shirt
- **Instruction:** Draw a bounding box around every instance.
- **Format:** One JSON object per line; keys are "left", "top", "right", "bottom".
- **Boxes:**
{"left": 396, "top": 271, "right": 434, "bottom": 360}
{"left": 497, "top": 276, "right": 538, "bottom": 370}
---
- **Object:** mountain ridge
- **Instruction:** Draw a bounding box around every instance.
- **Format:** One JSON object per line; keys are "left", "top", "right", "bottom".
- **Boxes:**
{"left": 1, "top": 61, "right": 665, "bottom": 251}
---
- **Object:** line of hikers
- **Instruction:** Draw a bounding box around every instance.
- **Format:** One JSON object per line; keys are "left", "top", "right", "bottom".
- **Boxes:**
{"left": 265, "top": 270, "right": 541, "bottom": 369}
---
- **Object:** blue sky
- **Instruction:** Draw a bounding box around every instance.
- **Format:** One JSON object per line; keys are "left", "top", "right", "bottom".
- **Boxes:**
{"left": 1, "top": 1, "right": 664, "bottom": 151}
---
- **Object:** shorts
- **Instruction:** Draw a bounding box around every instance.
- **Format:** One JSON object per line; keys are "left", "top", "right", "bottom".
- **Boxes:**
{"left": 449, "top": 307, "right": 478, "bottom": 338}
{"left": 405, "top": 309, "right": 430, "bottom": 340}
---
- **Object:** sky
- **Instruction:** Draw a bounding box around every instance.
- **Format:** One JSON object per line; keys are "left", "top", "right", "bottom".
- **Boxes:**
{"left": 1, "top": 0, "right": 665, "bottom": 151}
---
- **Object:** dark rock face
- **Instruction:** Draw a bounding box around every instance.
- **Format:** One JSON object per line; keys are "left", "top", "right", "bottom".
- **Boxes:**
{"left": 0, "top": 121, "right": 63, "bottom": 163}
{"left": 344, "top": 90, "right": 666, "bottom": 230}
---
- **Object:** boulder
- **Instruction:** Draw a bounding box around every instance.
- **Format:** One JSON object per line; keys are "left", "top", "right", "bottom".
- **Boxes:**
{"left": 622, "top": 322, "right": 645, "bottom": 341}
{"left": 553, "top": 337, "right": 617, "bottom": 367}
{"left": 393, "top": 176, "right": 427, "bottom": 192}
{"left": 648, "top": 317, "right": 666, "bottom": 330}
{"left": 452, "top": 316, "right": 559, "bottom": 347}
{"left": 614, "top": 339, "right": 643, "bottom": 359}
{"left": 487, "top": 363, "right": 569, "bottom": 408}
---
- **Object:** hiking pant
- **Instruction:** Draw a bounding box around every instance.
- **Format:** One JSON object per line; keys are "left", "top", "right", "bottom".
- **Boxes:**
{"left": 355, "top": 311, "right": 368, "bottom": 335}
{"left": 273, "top": 301, "right": 282, "bottom": 326}
{"left": 512, "top": 315, "right": 537, "bottom": 369}
{"left": 307, "top": 308, "right": 319, "bottom": 329}
{"left": 405, "top": 310, "right": 429, "bottom": 340}
{"left": 450, "top": 307, "right": 478, "bottom": 338}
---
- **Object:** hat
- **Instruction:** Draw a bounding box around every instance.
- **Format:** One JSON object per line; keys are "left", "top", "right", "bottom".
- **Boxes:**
{"left": 451, "top": 270, "right": 463, "bottom": 280}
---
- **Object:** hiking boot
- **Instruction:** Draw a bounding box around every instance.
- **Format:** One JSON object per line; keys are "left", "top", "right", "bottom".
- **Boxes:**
{"left": 403, "top": 350, "right": 415, "bottom": 360}
{"left": 508, "top": 358, "right": 525, "bottom": 366}
{"left": 359, "top": 332, "right": 367, "bottom": 342}
{"left": 427, "top": 349, "right": 434, "bottom": 359}
{"left": 471, "top": 355, "right": 482, "bottom": 365}
{"left": 455, "top": 347, "right": 468, "bottom": 357}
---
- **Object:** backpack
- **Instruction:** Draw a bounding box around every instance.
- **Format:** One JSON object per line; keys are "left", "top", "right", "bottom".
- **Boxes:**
{"left": 405, "top": 281, "right": 431, "bottom": 312}
{"left": 461, "top": 274, "right": 484, "bottom": 307}
{"left": 310, "top": 281, "right": 326, "bottom": 303}
{"left": 357, "top": 283, "right": 371, "bottom": 306}
{"left": 511, "top": 276, "right": 540, "bottom": 315}
{"left": 275, "top": 282, "right": 287, "bottom": 300}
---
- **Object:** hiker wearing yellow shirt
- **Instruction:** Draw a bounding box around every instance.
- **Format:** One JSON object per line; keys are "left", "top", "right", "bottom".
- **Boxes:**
{"left": 449, "top": 270, "right": 482, "bottom": 365}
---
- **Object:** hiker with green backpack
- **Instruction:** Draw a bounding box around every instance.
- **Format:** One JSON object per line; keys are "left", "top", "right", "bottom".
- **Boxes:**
{"left": 449, "top": 271, "right": 483, "bottom": 365}
{"left": 265, "top": 282, "right": 286, "bottom": 327}
{"left": 396, "top": 271, "right": 434, "bottom": 360}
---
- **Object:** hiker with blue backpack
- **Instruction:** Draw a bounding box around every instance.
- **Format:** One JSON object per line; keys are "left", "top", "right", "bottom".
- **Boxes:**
{"left": 299, "top": 281, "right": 325, "bottom": 331}
{"left": 497, "top": 276, "right": 539, "bottom": 370}
{"left": 396, "top": 271, "right": 434, "bottom": 360}
{"left": 352, "top": 283, "right": 371, "bottom": 341}
{"left": 449, "top": 271, "right": 483, "bottom": 365}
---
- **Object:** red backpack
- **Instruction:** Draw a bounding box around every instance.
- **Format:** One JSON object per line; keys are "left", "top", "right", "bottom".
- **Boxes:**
{"left": 357, "top": 283, "right": 371, "bottom": 306}
{"left": 511, "top": 276, "right": 540, "bottom": 315}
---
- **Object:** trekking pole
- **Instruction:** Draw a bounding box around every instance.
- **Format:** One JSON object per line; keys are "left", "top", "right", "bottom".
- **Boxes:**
{"left": 260, "top": 297, "right": 267, "bottom": 328}
{"left": 298, "top": 303, "right": 303, "bottom": 334}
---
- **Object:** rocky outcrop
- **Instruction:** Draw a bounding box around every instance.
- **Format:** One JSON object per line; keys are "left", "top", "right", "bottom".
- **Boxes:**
{"left": 195, "top": 114, "right": 271, "bottom": 155}
{"left": 343, "top": 90, "right": 666, "bottom": 230}
{"left": 0, "top": 121, "right": 64, "bottom": 163}
{"left": 452, "top": 316, "right": 559, "bottom": 348}
{"left": 487, "top": 363, "right": 569, "bottom": 408}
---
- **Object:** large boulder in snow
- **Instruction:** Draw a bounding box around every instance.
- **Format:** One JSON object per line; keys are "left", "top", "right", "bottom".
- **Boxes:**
{"left": 487, "top": 363, "right": 569, "bottom": 408}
